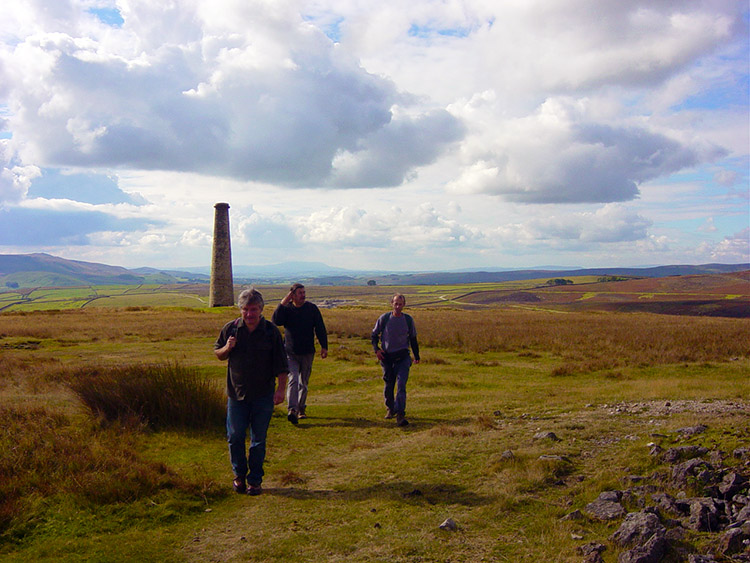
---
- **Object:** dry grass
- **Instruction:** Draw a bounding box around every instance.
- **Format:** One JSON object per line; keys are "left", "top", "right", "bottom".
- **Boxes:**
{"left": 67, "top": 362, "right": 225, "bottom": 430}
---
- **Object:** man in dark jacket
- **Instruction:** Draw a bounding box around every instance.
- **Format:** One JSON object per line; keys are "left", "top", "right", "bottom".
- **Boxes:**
{"left": 214, "top": 288, "right": 288, "bottom": 496}
{"left": 272, "top": 283, "right": 328, "bottom": 424}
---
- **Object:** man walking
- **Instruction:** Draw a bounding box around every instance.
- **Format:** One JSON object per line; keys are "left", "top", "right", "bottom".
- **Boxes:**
{"left": 214, "top": 288, "right": 288, "bottom": 495}
{"left": 272, "top": 283, "right": 328, "bottom": 424}
{"left": 371, "top": 293, "right": 420, "bottom": 427}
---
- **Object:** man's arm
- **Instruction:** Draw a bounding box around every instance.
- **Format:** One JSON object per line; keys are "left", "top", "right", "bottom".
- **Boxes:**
{"left": 371, "top": 315, "right": 386, "bottom": 361}
{"left": 274, "top": 373, "right": 288, "bottom": 405}
{"left": 271, "top": 302, "right": 287, "bottom": 326}
{"left": 314, "top": 307, "right": 328, "bottom": 358}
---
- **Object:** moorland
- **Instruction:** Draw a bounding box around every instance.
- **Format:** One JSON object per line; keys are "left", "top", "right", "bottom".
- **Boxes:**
{"left": 0, "top": 272, "right": 748, "bottom": 562}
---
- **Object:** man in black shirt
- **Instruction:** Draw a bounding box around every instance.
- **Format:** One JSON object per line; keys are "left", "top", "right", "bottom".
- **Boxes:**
{"left": 272, "top": 283, "right": 328, "bottom": 424}
{"left": 215, "top": 288, "right": 288, "bottom": 495}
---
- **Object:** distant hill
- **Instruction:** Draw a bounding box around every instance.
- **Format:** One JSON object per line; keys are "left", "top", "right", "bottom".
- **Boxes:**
{"left": 0, "top": 253, "right": 206, "bottom": 288}
{"left": 349, "top": 263, "right": 750, "bottom": 286}
{"left": 0, "top": 252, "right": 747, "bottom": 288}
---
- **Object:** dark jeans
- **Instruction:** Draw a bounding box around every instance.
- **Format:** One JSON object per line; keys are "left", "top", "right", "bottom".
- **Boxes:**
{"left": 226, "top": 393, "right": 275, "bottom": 485}
{"left": 381, "top": 353, "right": 412, "bottom": 415}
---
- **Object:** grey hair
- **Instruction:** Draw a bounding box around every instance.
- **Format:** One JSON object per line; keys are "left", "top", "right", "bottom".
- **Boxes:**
{"left": 391, "top": 293, "right": 406, "bottom": 304}
{"left": 238, "top": 287, "right": 264, "bottom": 310}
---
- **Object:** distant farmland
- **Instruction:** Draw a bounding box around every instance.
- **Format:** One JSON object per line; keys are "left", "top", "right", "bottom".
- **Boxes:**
{"left": 0, "top": 271, "right": 747, "bottom": 317}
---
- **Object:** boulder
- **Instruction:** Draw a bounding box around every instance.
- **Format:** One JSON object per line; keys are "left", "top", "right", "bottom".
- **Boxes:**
{"left": 718, "top": 525, "right": 750, "bottom": 556}
{"left": 585, "top": 497, "right": 626, "bottom": 521}
{"left": 686, "top": 498, "right": 722, "bottom": 532}
{"left": 611, "top": 511, "right": 666, "bottom": 547}
{"left": 719, "top": 472, "right": 748, "bottom": 499}
{"left": 617, "top": 532, "right": 668, "bottom": 563}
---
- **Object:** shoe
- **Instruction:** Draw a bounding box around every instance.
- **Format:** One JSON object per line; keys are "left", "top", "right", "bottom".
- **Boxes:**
{"left": 384, "top": 408, "right": 395, "bottom": 419}
{"left": 247, "top": 483, "right": 262, "bottom": 496}
{"left": 287, "top": 410, "right": 298, "bottom": 425}
{"left": 396, "top": 413, "right": 409, "bottom": 427}
{"left": 298, "top": 411, "right": 307, "bottom": 419}
{"left": 232, "top": 477, "right": 246, "bottom": 494}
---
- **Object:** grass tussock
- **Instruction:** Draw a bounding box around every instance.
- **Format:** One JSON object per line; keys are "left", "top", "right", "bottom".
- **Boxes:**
{"left": 0, "top": 406, "right": 204, "bottom": 541}
{"left": 68, "top": 362, "right": 225, "bottom": 431}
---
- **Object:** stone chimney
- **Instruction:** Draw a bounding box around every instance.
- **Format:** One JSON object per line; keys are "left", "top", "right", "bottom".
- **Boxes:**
{"left": 209, "top": 202, "right": 234, "bottom": 307}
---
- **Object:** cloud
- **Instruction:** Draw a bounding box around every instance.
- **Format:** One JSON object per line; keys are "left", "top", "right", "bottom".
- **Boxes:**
{"left": 235, "top": 209, "right": 298, "bottom": 249}
{"left": 495, "top": 204, "right": 652, "bottom": 245}
{"left": 296, "top": 203, "right": 479, "bottom": 247}
{"left": 698, "top": 227, "right": 750, "bottom": 262}
{"left": 0, "top": 140, "right": 40, "bottom": 204}
{"left": 0, "top": 0, "right": 462, "bottom": 189}
{"left": 447, "top": 97, "right": 725, "bottom": 203}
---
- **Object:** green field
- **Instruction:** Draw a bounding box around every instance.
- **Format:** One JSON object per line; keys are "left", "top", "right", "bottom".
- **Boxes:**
{"left": 1, "top": 286, "right": 748, "bottom": 562}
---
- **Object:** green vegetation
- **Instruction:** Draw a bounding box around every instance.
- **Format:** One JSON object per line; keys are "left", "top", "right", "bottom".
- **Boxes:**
{"left": 0, "top": 290, "right": 748, "bottom": 562}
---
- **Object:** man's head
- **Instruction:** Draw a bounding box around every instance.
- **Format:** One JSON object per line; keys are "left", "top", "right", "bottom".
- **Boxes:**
{"left": 238, "top": 288, "right": 264, "bottom": 328}
{"left": 391, "top": 293, "right": 406, "bottom": 315}
{"left": 290, "top": 283, "right": 306, "bottom": 307}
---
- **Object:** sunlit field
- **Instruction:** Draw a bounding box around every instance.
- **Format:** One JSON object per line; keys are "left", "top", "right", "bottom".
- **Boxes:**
{"left": 1, "top": 287, "right": 748, "bottom": 561}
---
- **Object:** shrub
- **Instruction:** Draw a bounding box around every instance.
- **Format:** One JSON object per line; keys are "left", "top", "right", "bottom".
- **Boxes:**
{"left": 68, "top": 362, "right": 225, "bottom": 431}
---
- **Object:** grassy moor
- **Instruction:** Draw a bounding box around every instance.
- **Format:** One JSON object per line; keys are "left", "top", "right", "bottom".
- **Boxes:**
{"left": 0, "top": 273, "right": 748, "bottom": 562}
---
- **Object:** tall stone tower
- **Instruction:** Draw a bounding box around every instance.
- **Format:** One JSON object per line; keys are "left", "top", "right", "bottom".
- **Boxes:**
{"left": 209, "top": 202, "right": 234, "bottom": 307}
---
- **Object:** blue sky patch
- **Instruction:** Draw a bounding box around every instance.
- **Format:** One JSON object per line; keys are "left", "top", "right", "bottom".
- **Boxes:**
{"left": 0, "top": 207, "right": 158, "bottom": 246}
{"left": 28, "top": 170, "right": 145, "bottom": 206}
{"left": 88, "top": 7, "right": 124, "bottom": 27}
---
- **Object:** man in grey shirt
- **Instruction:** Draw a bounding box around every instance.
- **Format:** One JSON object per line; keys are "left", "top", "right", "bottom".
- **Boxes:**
{"left": 371, "top": 293, "right": 420, "bottom": 427}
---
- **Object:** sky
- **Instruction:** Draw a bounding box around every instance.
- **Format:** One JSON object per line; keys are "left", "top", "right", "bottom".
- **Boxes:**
{"left": 0, "top": 0, "right": 748, "bottom": 272}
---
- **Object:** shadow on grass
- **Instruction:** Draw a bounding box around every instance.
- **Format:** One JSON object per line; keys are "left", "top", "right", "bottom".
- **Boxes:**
{"left": 287, "top": 415, "right": 470, "bottom": 430}
{"left": 262, "top": 481, "right": 492, "bottom": 506}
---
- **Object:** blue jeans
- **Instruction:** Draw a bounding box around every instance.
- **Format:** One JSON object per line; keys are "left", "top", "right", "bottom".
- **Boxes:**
{"left": 286, "top": 353, "right": 314, "bottom": 414}
{"left": 381, "top": 354, "right": 411, "bottom": 415}
{"left": 226, "top": 393, "right": 275, "bottom": 485}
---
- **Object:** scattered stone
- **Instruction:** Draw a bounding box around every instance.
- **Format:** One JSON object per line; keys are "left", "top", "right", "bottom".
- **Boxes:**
{"left": 561, "top": 509, "right": 584, "bottom": 521}
{"left": 649, "top": 445, "right": 664, "bottom": 457}
{"left": 734, "top": 448, "right": 750, "bottom": 459}
{"left": 493, "top": 410, "right": 502, "bottom": 417}
{"left": 577, "top": 541, "right": 606, "bottom": 557}
{"left": 663, "top": 445, "right": 709, "bottom": 463}
{"left": 610, "top": 511, "right": 666, "bottom": 547}
{"left": 677, "top": 424, "right": 708, "bottom": 436}
{"left": 652, "top": 492, "right": 680, "bottom": 515}
{"left": 672, "top": 458, "right": 713, "bottom": 487}
{"left": 585, "top": 494, "right": 626, "bottom": 521}
{"left": 374, "top": 522, "right": 381, "bottom": 529}
{"left": 599, "top": 490, "right": 623, "bottom": 502}
{"left": 571, "top": 533, "right": 584, "bottom": 540}
{"left": 539, "top": 454, "right": 569, "bottom": 462}
{"left": 499, "top": 450, "right": 515, "bottom": 461}
{"left": 439, "top": 518, "right": 457, "bottom": 531}
{"left": 687, "top": 555, "right": 716, "bottom": 562}
{"left": 533, "top": 431, "right": 560, "bottom": 441}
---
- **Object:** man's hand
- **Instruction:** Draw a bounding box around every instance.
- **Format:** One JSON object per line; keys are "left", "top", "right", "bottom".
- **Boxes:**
{"left": 321, "top": 348, "right": 328, "bottom": 359}
{"left": 375, "top": 349, "right": 385, "bottom": 362}
{"left": 214, "top": 336, "right": 236, "bottom": 361}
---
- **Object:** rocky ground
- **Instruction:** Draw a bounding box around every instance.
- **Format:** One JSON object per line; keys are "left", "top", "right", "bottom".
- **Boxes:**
{"left": 566, "top": 401, "right": 750, "bottom": 562}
